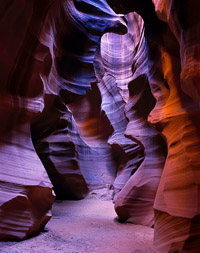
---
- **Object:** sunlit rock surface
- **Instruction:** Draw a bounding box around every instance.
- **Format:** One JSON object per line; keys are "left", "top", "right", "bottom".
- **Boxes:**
{"left": 98, "top": 13, "right": 166, "bottom": 227}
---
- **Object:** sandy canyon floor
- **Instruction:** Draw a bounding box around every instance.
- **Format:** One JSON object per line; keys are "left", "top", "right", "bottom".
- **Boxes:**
{"left": 0, "top": 199, "right": 157, "bottom": 253}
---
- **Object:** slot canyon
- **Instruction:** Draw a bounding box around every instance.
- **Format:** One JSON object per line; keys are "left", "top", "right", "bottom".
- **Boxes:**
{"left": 0, "top": 0, "right": 200, "bottom": 252}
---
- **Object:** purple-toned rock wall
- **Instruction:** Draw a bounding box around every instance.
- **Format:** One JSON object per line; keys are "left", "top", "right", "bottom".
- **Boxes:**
{"left": 1, "top": 1, "right": 200, "bottom": 251}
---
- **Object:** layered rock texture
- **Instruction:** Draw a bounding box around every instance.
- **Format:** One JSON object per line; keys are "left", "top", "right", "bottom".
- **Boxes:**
{"left": 106, "top": 0, "right": 200, "bottom": 251}
{"left": 97, "top": 14, "right": 167, "bottom": 227}
{"left": 153, "top": 0, "right": 200, "bottom": 106}
{"left": 0, "top": 1, "right": 56, "bottom": 240}
{"left": 0, "top": 0, "right": 127, "bottom": 240}
{"left": 1, "top": 0, "right": 200, "bottom": 252}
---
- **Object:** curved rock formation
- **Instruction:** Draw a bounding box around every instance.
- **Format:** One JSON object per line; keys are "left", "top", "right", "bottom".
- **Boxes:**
{"left": 0, "top": 0, "right": 127, "bottom": 240}
{"left": 149, "top": 39, "right": 200, "bottom": 252}
{"left": 31, "top": 94, "right": 89, "bottom": 200}
{"left": 0, "top": 1, "right": 55, "bottom": 240}
{"left": 67, "top": 84, "right": 117, "bottom": 189}
{"left": 98, "top": 13, "right": 166, "bottom": 226}
{"left": 32, "top": 0, "right": 128, "bottom": 197}
{"left": 1, "top": 0, "right": 200, "bottom": 250}
{"left": 153, "top": 0, "right": 200, "bottom": 106}
{"left": 106, "top": 0, "right": 200, "bottom": 251}
{"left": 97, "top": 75, "right": 144, "bottom": 198}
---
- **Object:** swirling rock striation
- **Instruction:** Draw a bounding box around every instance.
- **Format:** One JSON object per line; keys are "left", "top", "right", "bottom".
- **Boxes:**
{"left": 0, "top": 1, "right": 55, "bottom": 240}
{"left": 97, "top": 75, "right": 144, "bottom": 197}
{"left": 31, "top": 94, "right": 89, "bottom": 200}
{"left": 0, "top": 0, "right": 127, "bottom": 240}
{"left": 1, "top": 0, "right": 200, "bottom": 249}
{"left": 98, "top": 13, "right": 166, "bottom": 226}
{"left": 153, "top": 0, "right": 200, "bottom": 106}
{"left": 106, "top": 0, "right": 200, "bottom": 251}
{"left": 31, "top": 0, "right": 128, "bottom": 198}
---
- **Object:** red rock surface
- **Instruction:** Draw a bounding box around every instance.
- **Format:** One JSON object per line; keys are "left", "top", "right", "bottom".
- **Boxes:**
{"left": 153, "top": 0, "right": 200, "bottom": 106}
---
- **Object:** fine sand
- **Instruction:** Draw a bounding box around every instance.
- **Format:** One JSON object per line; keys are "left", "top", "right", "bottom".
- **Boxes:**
{"left": 0, "top": 199, "right": 157, "bottom": 253}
